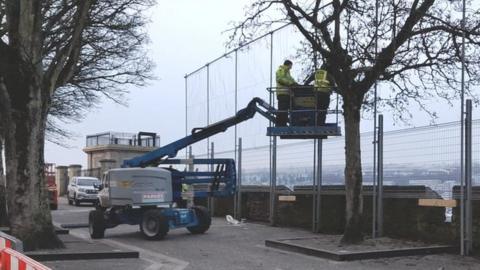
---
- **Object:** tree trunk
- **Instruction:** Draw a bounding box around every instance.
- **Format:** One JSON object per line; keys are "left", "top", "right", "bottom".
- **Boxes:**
{"left": 341, "top": 94, "right": 364, "bottom": 244}
{"left": 2, "top": 68, "right": 63, "bottom": 251}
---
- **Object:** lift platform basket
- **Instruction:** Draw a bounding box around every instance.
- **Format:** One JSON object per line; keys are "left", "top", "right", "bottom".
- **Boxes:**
{"left": 267, "top": 124, "right": 341, "bottom": 139}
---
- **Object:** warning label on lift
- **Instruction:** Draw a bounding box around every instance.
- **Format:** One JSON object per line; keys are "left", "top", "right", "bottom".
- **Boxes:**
{"left": 142, "top": 192, "right": 165, "bottom": 203}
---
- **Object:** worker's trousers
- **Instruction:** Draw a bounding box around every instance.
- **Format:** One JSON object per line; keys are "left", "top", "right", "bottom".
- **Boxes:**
{"left": 276, "top": 95, "right": 290, "bottom": 126}
{"left": 315, "top": 92, "right": 331, "bottom": 126}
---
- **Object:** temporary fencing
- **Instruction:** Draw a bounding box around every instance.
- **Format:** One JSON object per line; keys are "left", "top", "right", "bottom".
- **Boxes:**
{"left": 185, "top": 25, "right": 308, "bottom": 160}
{"left": 1, "top": 232, "right": 49, "bottom": 270}
{"left": 0, "top": 233, "right": 22, "bottom": 253}
{"left": 185, "top": 20, "right": 477, "bottom": 254}
{"left": 0, "top": 238, "right": 11, "bottom": 250}
{"left": 0, "top": 248, "right": 51, "bottom": 270}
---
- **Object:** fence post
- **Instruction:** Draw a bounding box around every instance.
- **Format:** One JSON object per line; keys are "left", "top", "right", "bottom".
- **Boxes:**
{"left": 235, "top": 138, "right": 242, "bottom": 219}
{"left": 268, "top": 32, "right": 277, "bottom": 226}
{"left": 312, "top": 140, "right": 317, "bottom": 232}
{"left": 464, "top": 99, "right": 473, "bottom": 255}
{"left": 234, "top": 49, "right": 238, "bottom": 159}
{"left": 188, "top": 146, "right": 193, "bottom": 172}
{"left": 209, "top": 142, "right": 215, "bottom": 216}
{"left": 270, "top": 137, "right": 277, "bottom": 226}
{"left": 185, "top": 75, "right": 188, "bottom": 159}
{"left": 206, "top": 64, "right": 211, "bottom": 158}
{"left": 312, "top": 139, "right": 323, "bottom": 233}
{"left": 372, "top": 134, "right": 377, "bottom": 238}
{"left": 377, "top": 114, "right": 384, "bottom": 236}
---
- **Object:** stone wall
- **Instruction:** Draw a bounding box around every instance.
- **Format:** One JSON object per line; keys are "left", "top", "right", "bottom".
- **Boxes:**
{"left": 452, "top": 188, "right": 480, "bottom": 250}
{"left": 55, "top": 166, "right": 68, "bottom": 196}
{"left": 67, "top": 165, "right": 82, "bottom": 181}
{"left": 199, "top": 186, "right": 457, "bottom": 245}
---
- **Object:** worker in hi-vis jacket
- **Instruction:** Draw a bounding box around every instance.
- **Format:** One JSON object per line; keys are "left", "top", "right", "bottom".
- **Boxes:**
{"left": 314, "top": 63, "right": 335, "bottom": 126}
{"left": 275, "top": 60, "right": 298, "bottom": 126}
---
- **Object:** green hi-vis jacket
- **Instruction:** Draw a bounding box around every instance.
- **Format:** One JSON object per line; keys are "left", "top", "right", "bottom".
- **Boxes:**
{"left": 275, "top": 65, "right": 297, "bottom": 96}
{"left": 314, "top": 69, "right": 332, "bottom": 93}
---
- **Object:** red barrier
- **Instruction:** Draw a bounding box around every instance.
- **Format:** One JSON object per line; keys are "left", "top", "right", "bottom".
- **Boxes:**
{"left": 0, "top": 238, "right": 12, "bottom": 249}
{"left": 1, "top": 248, "right": 51, "bottom": 270}
{"left": 0, "top": 238, "right": 12, "bottom": 269}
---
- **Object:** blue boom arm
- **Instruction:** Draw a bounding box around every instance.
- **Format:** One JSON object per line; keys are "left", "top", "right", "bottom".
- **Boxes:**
{"left": 162, "top": 158, "right": 236, "bottom": 199}
{"left": 122, "top": 97, "right": 275, "bottom": 168}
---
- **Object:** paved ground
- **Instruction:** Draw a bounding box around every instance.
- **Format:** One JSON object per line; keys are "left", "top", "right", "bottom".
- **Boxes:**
{"left": 47, "top": 197, "right": 480, "bottom": 270}
{"left": 41, "top": 199, "right": 149, "bottom": 270}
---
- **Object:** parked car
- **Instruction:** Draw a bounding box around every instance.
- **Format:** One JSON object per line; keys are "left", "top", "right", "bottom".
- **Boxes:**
{"left": 67, "top": 176, "right": 101, "bottom": 206}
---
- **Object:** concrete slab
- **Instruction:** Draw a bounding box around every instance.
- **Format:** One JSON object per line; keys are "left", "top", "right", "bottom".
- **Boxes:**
{"left": 0, "top": 227, "right": 69, "bottom": 235}
{"left": 26, "top": 233, "right": 139, "bottom": 261}
{"left": 266, "top": 237, "right": 457, "bottom": 261}
{"left": 60, "top": 223, "right": 89, "bottom": 229}
{"left": 43, "top": 258, "right": 150, "bottom": 270}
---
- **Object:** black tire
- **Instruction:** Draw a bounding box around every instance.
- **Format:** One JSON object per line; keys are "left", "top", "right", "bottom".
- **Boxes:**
{"left": 187, "top": 206, "right": 211, "bottom": 234}
{"left": 67, "top": 193, "right": 73, "bottom": 205}
{"left": 140, "top": 209, "right": 169, "bottom": 240}
{"left": 89, "top": 210, "right": 106, "bottom": 239}
{"left": 74, "top": 194, "right": 80, "bottom": 206}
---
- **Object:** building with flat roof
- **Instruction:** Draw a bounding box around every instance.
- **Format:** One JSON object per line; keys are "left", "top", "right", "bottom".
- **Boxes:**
{"left": 83, "top": 131, "right": 160, "bottom": 169}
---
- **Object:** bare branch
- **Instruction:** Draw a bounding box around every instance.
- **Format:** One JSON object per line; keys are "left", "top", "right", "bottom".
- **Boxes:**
{"left": 358, "top": 0, "right": 436, "bottom": 93}
{"left": 44, "top": 0, "right": 93, "bottom": 93}
{"left": 228, "top": 0, "right": 480, "bottom": 119}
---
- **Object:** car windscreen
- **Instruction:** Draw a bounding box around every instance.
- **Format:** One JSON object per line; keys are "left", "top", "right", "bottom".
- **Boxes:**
{"left": 77, "top": 179, "right": 100, "bottom": 186}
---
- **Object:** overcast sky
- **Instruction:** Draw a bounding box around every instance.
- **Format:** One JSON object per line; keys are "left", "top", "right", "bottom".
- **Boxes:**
{"left": 44, "top": 0, "right": 478, "bottom": 168}
{"left": 44, "top": 1, "right": 249, "bottom": 167}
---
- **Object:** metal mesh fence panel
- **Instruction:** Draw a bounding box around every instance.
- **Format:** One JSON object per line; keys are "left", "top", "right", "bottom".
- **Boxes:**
{"left": 241, "top": 145, "right": 270, "bottom": 186}
{"left": 186, "top": 69, "right": 208, "bottom": 156}
{"left": 184, "top": 23, "right": 476, "bottom": 203}
{"left": 196, "top": 119, "right": 480, "bottom": 201}
{"left": 276, "top": 141, "right": 314, "bottom": 188}
{"left": 209, "top": 56, "right": 236, "bottom": 152}
{"left": 236, "top": 35, "right": 271, "bottom": 149}
{"left": 383, "top": 122, "right": 461, "bottom": 199}
{"left": 471, "top": 120, "right": 480, "bottom": 190}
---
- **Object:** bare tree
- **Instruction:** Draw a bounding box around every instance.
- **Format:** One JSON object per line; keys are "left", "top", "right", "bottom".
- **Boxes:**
{"left": 229, "top": 0, "right": 480, "bottom": 243}
{"left": 0, "top": 0, "right": 154, "bottom": 250}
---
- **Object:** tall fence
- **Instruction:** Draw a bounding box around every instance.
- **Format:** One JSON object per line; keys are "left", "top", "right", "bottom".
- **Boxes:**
{"left": 184, "top": 23, "right": 476, "bottom": 254}
{"left": 196, "top": 120, "right": 480, "bottom": 194}
{"left": 184, "top": 21, "right": 480, "bottom": 192}
{"left": 185, "top": 25, "right": 316, "bottom": 159}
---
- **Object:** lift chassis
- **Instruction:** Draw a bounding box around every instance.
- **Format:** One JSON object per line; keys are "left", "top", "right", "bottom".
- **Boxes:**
{"left": 89, "top": 98, "right": 270, "bottom": 240}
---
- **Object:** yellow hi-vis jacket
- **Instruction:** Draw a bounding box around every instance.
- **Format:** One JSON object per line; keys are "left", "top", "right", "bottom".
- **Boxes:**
{"left": 315, "top": 69, "right": 332, "bottom": 93}
{"left": 275, "top": 65, "right": 297, "bottom": 96}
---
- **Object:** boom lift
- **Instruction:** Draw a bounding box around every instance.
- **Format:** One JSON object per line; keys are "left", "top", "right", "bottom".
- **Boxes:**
{"left": 89, "top": 95, "right": 341, "bottom": 240}
{"left": 89, "top": 98, "right": 277, "bottom": 239}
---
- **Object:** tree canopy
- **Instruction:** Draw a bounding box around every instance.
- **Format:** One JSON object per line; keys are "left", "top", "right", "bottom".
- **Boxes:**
{"left": 0, "top": 0, "right": 155, "bottom": 250}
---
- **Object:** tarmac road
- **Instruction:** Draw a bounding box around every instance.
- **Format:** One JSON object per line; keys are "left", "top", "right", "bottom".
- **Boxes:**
{"left": 51, "top": 197, "right": 480, "bottom": 270}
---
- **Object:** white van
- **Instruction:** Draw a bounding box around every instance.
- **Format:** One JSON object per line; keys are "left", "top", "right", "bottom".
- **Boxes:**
{"left": 67, "top": 176, "right": 101, "bottom": 206}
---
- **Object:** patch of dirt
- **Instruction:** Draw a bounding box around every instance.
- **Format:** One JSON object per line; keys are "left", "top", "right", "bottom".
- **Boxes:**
{"left": 281, "top": 235, "right": 444, "bottom": 253}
